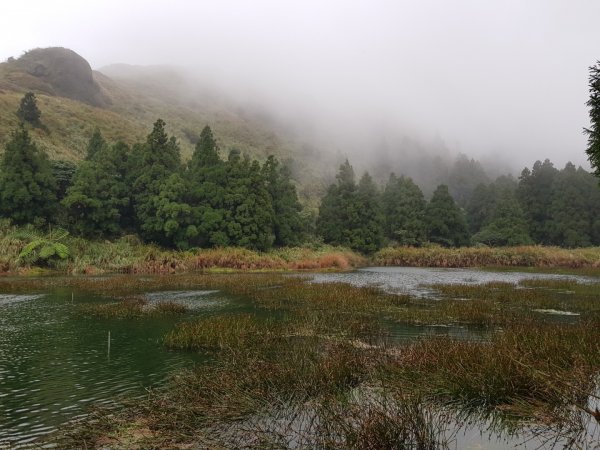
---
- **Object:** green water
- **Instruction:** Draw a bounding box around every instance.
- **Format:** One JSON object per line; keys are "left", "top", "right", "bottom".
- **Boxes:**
{"left": 0, "top": 286, "right": 227, "bottom": 447}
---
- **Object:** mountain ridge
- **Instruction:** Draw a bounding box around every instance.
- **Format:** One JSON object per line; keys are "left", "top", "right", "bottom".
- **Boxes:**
{"left": 0, "top": 47, "right": 328, "bottom": 203}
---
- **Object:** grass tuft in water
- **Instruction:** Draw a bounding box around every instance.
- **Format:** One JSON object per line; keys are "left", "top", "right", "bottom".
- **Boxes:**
{"left": 82, "top": 297, "right": 189, "bottom": 318}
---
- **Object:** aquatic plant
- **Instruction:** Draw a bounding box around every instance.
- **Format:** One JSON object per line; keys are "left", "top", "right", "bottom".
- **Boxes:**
{"left": 82, "top": 297, "right": 188, "bottom": 318}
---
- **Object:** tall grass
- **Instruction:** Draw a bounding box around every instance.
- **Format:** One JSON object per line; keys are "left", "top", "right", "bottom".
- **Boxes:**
{"left": 0, "top": 221, "right": 365, "bottom": 274}
{"left": 375, "top": 245, "right": 600, "bottom": 269}
{"left": 82, "top": 297, "right": 188, "bottom": 318}
{"left": 385, "top": 321, "right": 600, "bottom": 423}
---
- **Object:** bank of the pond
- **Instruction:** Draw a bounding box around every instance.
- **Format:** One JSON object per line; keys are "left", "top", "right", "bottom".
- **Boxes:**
{"left": 0, "top": 235, "right": 366, "bottom": 275}
{"left": 374, "top": 245, "right": 600, "bottom": 270}
{"left": 2, "top": 219, "right": 600, "bottom": 275}
{"left": 41, "top": 272, "right": 600, "bottom": 449}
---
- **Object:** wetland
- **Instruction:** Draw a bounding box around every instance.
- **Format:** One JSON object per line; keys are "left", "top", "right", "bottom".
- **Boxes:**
{"left": 0, "top": 267, "right": 599, "bottom": 449}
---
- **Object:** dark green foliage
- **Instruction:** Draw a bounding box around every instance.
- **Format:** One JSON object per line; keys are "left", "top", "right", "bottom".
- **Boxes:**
{"left": 317, "top": 162, "right": 384, "bottom": 253}
{"left": 62, "top": 142, "right": 131, "bottom": 238}
{"left": 466, "top": 175, "right": 518, "bottom": 234}
{"left": 186, "top": 127, "right": 228, "bottom": 247}
{"left": 472, "top": 191, "right": 532, "bottom": 246}
{"left": 466, "top": 184, "right": 494, "bottom": 234}
{"left": 351, "top": 172, "right": 385, "bottom": 253}
{"left": 189, "top": 125, "right": 220, "bottom": 171}
{"left": 222, "top": 153, "right": 275, "bottom": 251}
{"left": 547, "top": 163, "right": 600, "bottom": 247}
{"left": 262, "top": 156, "right": 305, "bottom": 247}
{"left": 517, "top": 159, "right": 558, "bottom": 244}
{"left": 51, "top": 159, "right": 77, "bottom": 201}
{"left": 425, "top": 185, "right": 470, "bottom": 247}
{"left": 382, "top": 173, "right": 426, "bottom": 246}
{"left": 85, "top": 128, "right": 107, "bottom": 160}
{"left": 13, "top": 227, "right": 70, "bottom": 266}
{"left": 6, "top": 112, "right": 600, "bottom": 251}
{"left": 16, "top": 92, "right": 42, "bottom": 125}
{"left": 131, "top": 119, "right": 182, "bottom": 243}
{"left": 317, "top": 160, "right": 357, "bottom": 248}
{"left": 585, "top": 61, "right": 600, "bottom": 178}
{"left": 0, "top": 125, "right": 57, "bottom": 225}
{"left": 145, "top": 173, "right": 198, "bottom": 249}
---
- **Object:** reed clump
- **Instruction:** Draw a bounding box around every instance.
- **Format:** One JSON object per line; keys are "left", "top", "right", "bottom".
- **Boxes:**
{"left": 385, "top": 321, "right": 600, "bottom": 420}
{"left": 374, "top": 245, "right": 600, "bottom": 269}
{"left": 164, "top": 314, "right": 280, "bottom": 351}
{"left": 82, "top": 297, "right": 189, "bottom": 318}
{"left": 388, "top": 279, "right": 600, "bottom": 326}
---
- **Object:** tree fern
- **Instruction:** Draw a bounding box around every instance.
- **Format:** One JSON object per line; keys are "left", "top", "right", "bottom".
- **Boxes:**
{"left": 12, "top": 227, "right": 71, "bottom": 266}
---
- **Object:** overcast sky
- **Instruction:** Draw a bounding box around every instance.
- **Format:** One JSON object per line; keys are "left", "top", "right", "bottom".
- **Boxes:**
{"left": 1, "top": 0, "right": 598, "bottom": 169}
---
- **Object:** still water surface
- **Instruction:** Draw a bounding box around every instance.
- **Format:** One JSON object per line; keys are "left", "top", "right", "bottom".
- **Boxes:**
{"left": 0, "top": 267, "right": 597, "bottom": 447}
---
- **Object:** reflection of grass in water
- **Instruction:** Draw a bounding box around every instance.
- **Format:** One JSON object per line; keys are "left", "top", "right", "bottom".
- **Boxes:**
{"left": 46, "top": 275, "right": 600, "bottom": 448}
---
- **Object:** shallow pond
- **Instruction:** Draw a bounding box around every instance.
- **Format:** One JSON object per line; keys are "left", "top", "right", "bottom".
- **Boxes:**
{"left": 312, "top": 266, "right": 599, "bottom": 296}
{"left": 0, "top": 287, "right": 231, "bottom": 447}
{"left": 0, "top": 267, "right": 598, "bottom": 447}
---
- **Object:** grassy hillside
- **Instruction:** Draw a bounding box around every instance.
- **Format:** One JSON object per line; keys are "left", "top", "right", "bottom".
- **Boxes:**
{"left": 0, "top": 48, "right": 330, "bottom": 203}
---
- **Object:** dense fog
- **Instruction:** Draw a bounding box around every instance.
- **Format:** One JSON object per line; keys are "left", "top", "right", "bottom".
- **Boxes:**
{"left": 2, "top": 0, "right": 599, "bottom": 172}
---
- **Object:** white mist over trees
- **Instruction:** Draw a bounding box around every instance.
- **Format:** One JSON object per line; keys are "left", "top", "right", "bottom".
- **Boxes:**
{"left": 1, "top": 0, "right": 597, "bottom": 173}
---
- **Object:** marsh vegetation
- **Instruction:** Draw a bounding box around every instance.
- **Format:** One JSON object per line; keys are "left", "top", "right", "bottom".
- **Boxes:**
{"left": 5, "top": 269, "right": 590, "bottom": 449}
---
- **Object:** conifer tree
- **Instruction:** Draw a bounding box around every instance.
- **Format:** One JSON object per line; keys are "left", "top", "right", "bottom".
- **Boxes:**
{"left": 262, "top": 156, "right": 304, "bottom": 247}
{"left": 130, "top": 119, "right": 183, "bottom": 243}
{"left": 222, "top": 153, "right": 275, "bottom": 250}
{"left": 0, "top": 125, "right": 57, "bottom": 224}
{"left": 316, "top": 160, "right": 357, "bottom": 247}
{"left": 517, "top": 159, "right": 558, "bottom": 244}
{"left": 51, "top": 160, "right": 77, "bottom": 201}
{"left": 424, "top": 184, "right": 469, "bottom": 247}
{"left": 382, "top": 173, "right": 427, "bottom": 245}
{"left": 62, "top": 142, "right": 131, "bottom": 237}
{"left": 85, "top": 129, "right": 107, "bottom": 160}
{"left": 547, "top": 163, "right": 600, "bottom": 247}
{"left": 185, "top": 125, "right": 229, "bottom": 247}
{"left": 350, "top": 172, "right": 384, "bottom": 253}
{"left": 472, "top": 191, "right": 532, "bottom": 246}
{"left": 467, "top": 176, "right": 518, "bottom": 235}
{"left": 17, "top": 92, "right": 42, "bottom": 125}
{"left": 585, "top": 61, "right": 600, "bottom": 177}
{"left": 146, "top": 173, "right": 198, "bottom": 249}
{"left": 445, "top": 154, "right": 489, "bottom": 207}
{"left": 189, "top": 125, "right": 220, "bottom": 171}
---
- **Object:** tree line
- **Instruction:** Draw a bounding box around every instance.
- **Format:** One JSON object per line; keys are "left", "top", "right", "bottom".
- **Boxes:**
{"left": 1, "top": 92, "right": 599, "bottom": 253}
{"left": 0, "top": 116, "right": 307, "bottom": 250}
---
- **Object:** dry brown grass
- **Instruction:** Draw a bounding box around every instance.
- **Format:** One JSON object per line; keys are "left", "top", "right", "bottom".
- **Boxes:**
{"left": 374, "top": 245, "right": 600, "bottom": 269}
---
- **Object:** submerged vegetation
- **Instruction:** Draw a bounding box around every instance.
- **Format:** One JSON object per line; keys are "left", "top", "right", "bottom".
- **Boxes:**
{"left": 34, "top": 272, "right": 600, "bottom": 449}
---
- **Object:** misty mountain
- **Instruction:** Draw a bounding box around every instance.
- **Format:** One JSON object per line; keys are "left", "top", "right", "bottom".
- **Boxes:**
{"left": 0, "top": 47, "right": 337, "bottom": 202}
{"left": 0, "top": 47, "right": 585, "bottom": 209}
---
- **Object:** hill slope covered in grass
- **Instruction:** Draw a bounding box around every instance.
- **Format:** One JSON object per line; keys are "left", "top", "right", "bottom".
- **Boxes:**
{"left": 0, "top": 47, "right": 328, "bottom": 202}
